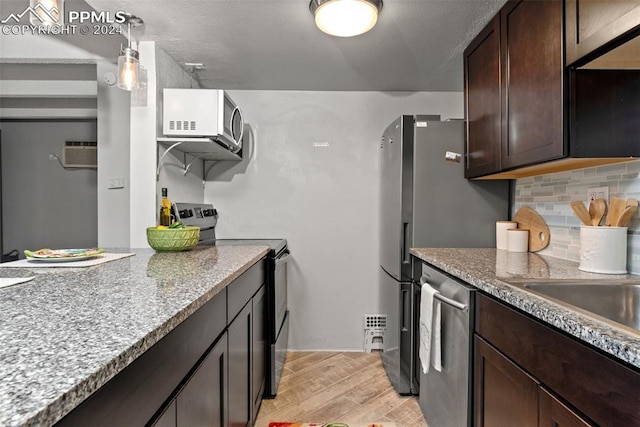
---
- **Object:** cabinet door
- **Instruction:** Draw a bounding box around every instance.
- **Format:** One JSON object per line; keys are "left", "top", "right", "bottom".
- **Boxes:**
{"left": 463, "top": 14, "right": 502, "bottom": 178}
{"left": 539, "top": 387, "right": 593, "bottom": 427}
{"left": 566, "top": 0, "right": 640, "bottom": 66}
{"left": 501, "top": 0, "right": 565, "bottom": 170}
{"left": 228, "top": 302, "right": 252, "bottom": 427}
{"left": 176, "top": 333, "right": 228, "bottom": 427}
{"left": 474, "top": 335, "right": 538, "bottom": 427}
{"left": 153, "top": 401, "right": 176, "bottom": 427}
{"left": 252, "top": 285, "right": 266, "bottom": 421}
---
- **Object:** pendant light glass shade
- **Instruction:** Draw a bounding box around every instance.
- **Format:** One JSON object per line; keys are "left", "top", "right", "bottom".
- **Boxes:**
{"left": 29, "top": 0, "right": 63, "bottom": 26}
{"left": 117, "top": 46, "right": 140, "bottom": 91}
{"left": 116, "top": 14, "right": 144, "bottom": 91}
{"left": 310, "top": 0, "right": 382, "bottom": 37}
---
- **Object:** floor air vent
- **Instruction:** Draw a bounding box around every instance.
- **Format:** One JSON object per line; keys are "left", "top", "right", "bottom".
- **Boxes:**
{"left": 364, "top": 314, "right": 387, "bottom": 353}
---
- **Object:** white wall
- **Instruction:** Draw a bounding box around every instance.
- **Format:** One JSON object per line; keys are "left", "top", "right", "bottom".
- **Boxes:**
{"left": 128, "top": 42, "right": 202, "bottom": 248}
{"left": 1, "top": 121, "right": 97, "bottom": 254}
{"left": 204, "top": 90, "right": 463, "bottom": 351}
{"left": 154, "top": 46, "right": 203, "bottom": 208}
{"left": 96, "top": 61, "right": 132, "bottom": 247}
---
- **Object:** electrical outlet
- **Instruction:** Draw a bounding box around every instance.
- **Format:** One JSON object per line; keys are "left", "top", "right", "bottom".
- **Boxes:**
{"left": 587, "top": 186, "right": 609, "bottom": 203}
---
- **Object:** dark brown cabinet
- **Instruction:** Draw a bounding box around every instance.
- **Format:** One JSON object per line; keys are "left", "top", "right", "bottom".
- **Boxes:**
{"left": 500, "top": 0, "right": 565, "bottom": 171}
{"left": 464, "top": 15, "right": 502, "bottom": 177}
{"left": 464, "top": 0, "right": 566, "bottom": 178}
{"left": 474, "top": 336, "right": 538, "bottom": 427}
{"left": 539, "top": 387, "right": 592, "bottom": 427}
{"left": 475, "top": 336, "right": 595, "bottom": 427}
{"left": 464, "top": 0, "right": 640, "bottom": 179}
{"left": 176, "top": 333, "right": 228, "bottom": 427}
{"left": 565, "top": 0, "right": 640, "bottom": 66}
{"left": 228, "top": 302, "right": 252, "bottom": 427}
{"left": 153, "top": 401, "right": 176, "bottom": 427}
{"left": 57, "top": 259, "right": 267, "bottom": 427}
{"left": 475, "top": 293, "right": 640, "bottom": 427}
{"left": 252, "top": 285, "right": 266, "bottom": 422}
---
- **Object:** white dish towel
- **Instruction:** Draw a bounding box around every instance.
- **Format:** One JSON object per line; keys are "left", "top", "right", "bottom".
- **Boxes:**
{"left": 420, "top": 281, "right": 442, "bottom": 373}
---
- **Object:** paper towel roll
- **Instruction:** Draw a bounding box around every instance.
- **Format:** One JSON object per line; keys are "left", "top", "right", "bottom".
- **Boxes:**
{"left": 496, "top": 221, "right": 518, "bottom": 250}
{"left": 579, "top": 226, "right": 627, "bottom": 274}
{"left": 507, "top": 229, "right": 529, "bottom": 252}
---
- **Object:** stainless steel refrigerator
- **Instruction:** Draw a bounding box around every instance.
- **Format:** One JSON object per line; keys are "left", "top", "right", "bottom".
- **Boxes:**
{"left": 379, "top": 115, "right": 508, "bottom": 396}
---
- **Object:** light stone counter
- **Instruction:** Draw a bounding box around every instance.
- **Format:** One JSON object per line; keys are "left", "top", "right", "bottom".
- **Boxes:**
{"left": 410, "top": 248, "right": 640, "bottom": 369}
{"left": 0, "top": 245, "right": 269, "bottom": 427}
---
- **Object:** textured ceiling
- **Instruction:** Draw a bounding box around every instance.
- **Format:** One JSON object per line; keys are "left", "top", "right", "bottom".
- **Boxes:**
{"left": 16, "top": 0, "right": 507, "bottom": 91}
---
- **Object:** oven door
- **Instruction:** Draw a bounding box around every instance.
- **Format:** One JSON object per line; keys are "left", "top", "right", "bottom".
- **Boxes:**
{"left": 266, "top": 248, "right": 290, "bottom": 398}
{"left": 273, "top": 249, "right": 290, "bottom": 338}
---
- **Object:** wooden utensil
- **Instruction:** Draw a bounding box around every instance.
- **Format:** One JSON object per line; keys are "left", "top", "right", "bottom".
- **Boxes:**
{"left": 614, "top": 204, "right": 638, "bottom": 227}
{"left": 570, "top": 201, "right": 592, "bottom": 226}
{"left": 605, "top": 197, "right": 626, "bottom": 226}
{"left": 513, "top": 206, "right": 550, "bottom": 252}
{"left": 588, "top": 198, "right": 607, "bottom": 226}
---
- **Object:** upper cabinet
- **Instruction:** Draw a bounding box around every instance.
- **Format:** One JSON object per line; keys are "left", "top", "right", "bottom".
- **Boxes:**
{"left": 464, "top": 0, "right": 566, "bottom": 179}
{"left": 500, "top": 0, "right": 566, "bottom": 171}
{"left": 464, "top": 15, "right": 502, "bottom": 178}
{"left": 566, "top": 0, "right": 640, "bottom": 66}
{"left": 464, "top": 0, "right": 640, "bottom": 180}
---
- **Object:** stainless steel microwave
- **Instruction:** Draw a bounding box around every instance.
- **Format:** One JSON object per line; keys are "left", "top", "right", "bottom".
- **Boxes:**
{"left": 162, "top": 88, "right": 244, "bottom": 153}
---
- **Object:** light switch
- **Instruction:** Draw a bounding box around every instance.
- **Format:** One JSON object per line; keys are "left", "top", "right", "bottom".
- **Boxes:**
{"left": 108, "top": 178, "right": 125, "bottom": 189}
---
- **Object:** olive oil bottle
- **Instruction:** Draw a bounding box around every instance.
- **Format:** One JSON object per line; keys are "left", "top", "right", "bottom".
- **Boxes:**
{"left": 159, "top": 187, "right": 172, "bottom": 226}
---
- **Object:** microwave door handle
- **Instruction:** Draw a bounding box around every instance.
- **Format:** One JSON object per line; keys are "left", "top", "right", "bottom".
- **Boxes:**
{"left": 231, "top": 106, "right": 244, "bottom": 149}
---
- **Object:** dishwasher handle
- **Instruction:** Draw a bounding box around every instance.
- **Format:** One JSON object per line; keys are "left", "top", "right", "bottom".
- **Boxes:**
{"left": 420, "top": 277, "right": 468, "bottom": 312}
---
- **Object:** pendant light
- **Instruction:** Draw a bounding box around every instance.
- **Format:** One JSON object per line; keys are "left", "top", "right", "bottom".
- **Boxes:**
{"left": 29, "top": 0, "right": 63, "bottom": 26}
{"left": 309, "top": 0, "right": 382, "bottom": 37}
{"left": 117, "top": 14, "right": 144, "bottom": 91}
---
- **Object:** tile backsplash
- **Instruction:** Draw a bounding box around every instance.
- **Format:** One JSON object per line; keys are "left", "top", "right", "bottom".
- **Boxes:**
{"left": 514, "top": 160, "right": 640, "bottom": 274}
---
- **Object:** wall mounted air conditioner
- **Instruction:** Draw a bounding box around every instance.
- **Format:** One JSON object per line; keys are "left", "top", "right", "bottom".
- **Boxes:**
{"left": 63, "top": 141, "right": 97, "bottom": 168}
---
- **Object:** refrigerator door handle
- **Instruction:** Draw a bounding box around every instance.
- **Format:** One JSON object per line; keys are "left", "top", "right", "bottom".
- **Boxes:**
{"left": 402, "top": 222, "right": 410, "bottom": 264}
{"left": 401, "top": 288, "right": 410, "bottom": 332}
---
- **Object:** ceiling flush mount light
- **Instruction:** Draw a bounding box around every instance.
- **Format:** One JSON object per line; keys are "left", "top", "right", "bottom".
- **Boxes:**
{"left": 309, "top": 0, "right": 382, "bottom": 37}
{"left": 117, "top": 13, "right": 144, "bottom": 91}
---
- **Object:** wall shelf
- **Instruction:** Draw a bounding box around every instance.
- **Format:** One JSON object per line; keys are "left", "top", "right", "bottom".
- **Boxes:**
{"left": 156, "top": 137, "right": 242, "bottom": 181}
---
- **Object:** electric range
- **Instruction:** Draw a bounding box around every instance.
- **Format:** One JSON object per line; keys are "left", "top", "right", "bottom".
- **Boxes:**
{"left": 172, "top": 202, "right": 290, "bottom": 399}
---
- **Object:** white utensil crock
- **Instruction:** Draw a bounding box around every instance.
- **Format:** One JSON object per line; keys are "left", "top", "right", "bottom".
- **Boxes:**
{"left": 579, "top": 226, "right": 628, "bottom": 274}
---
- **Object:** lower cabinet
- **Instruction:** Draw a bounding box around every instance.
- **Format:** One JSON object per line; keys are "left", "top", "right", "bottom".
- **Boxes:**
{"left": 475, "top": 293, "right": 640, "bottom": 427}
{"left": 539, "top": 387, "right": 592, "bottom": 427}
{"left": 153, "top": 401, "right": 176, "bottom": 427}
{"left": 56, "top": 258, "right": 266, "bottom": 427}
{"left": 474, "top": 336, "right": 538, "bottom": 427}
{"left": 229, "top": 302, "right": 252, "bottom": 426}
{"left": 474, "top": 336, "right": 592, "bottom": 427}
{"left": 177, "top": 333, "right": 229, "bottom": 426}
{"left": 228, "top": 284, "right": 266, "bottom": 427}
{"left": 252, "top": 285, "right": 266, "bottom": 421}
{"left": 153, "top": 333, "right": 229, "bottom": 427}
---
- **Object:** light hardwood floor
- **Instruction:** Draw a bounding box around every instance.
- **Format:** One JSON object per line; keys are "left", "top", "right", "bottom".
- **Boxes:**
{"left": 255, "top": 352, "right": 428, "bottom": 427}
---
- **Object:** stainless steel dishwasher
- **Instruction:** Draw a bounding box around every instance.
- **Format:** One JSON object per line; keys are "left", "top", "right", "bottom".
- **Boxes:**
{"left": 418, "top": 262, "right": 475, "bottom": 427}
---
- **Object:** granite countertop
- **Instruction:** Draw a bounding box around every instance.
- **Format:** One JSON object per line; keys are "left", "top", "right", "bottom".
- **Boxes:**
{"left": 410, "top": 248, "right": 640, "bottom": 369}
{"left": 0, "top": 245, "right": 269, "bottom": 427}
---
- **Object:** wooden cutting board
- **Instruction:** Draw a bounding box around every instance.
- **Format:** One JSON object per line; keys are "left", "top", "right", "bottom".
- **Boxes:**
{"left": 513, "top": 206, "right": 551, "bottom": 252}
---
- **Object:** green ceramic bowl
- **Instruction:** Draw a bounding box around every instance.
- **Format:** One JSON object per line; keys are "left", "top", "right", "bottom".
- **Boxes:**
{"left": 146, "top": 226, "right": 200, "bottom": 252}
